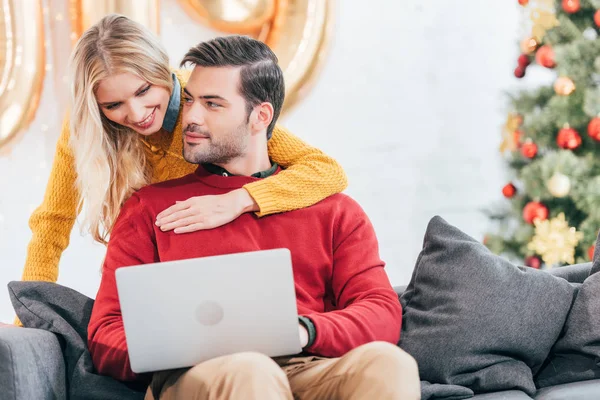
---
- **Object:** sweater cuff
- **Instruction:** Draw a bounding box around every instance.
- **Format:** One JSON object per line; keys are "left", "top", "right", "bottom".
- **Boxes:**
{"left": 298, "top": 316, "right": 316, "bottom": 349}
{"left": 243, "top": 182, "right": 280, "bottom": 217}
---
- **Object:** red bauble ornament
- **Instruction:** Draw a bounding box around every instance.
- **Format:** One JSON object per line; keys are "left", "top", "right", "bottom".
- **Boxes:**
{"left": 535, "top": 45, "right": 556, "bottom": 68}
{"left": 518, "top": 54, "right": 531, "bottom": 67}
{"left": 595, "top": 10, "right": 600, "bottom": 27}
{"left": 562, "top": 0, "right": 581, "bottom": 13}
{"left": 502, "top": 183, "right": 517, "bottom": 198}
{"left": 523, "top": 201, "right": 549, "bottom": 224}
{"left": 525, "top": 255, "right": 542, "bottom": 269}
{"left": 588, "top": 245, "right": 596, "bottom": 261}
{"left": 519, "top": 0, "right": 529, "bottom": 5}
{"left": 514, "top": 66, "right": 526, "bottom": 78}
{"left": 557, "top": 127, "right": 582, "bottom": 150}
{"left": 521, "top": 141, "right": 538, "bottom": 158}
{"left": 588, "top": 118, "right": 600, "bottom": 141}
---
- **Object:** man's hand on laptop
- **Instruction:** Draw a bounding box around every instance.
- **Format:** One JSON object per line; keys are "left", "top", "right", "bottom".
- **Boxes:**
{"left": 299, "top": 324, "right": 309, "bottom": 348}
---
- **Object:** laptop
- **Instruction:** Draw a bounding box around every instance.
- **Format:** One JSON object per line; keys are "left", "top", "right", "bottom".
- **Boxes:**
{"left": 115, "top": 248, "right": 302, "bottom": 373}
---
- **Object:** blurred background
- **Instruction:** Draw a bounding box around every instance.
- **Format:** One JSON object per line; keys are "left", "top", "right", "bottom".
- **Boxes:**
{"left": 3, "top": 0, "right": 594, "bottom": 323}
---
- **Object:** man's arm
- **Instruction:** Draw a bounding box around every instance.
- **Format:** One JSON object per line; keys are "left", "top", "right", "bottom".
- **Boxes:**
{"left": 301, "top": 197, "right": 402, "bottom": 357}
{"left": 87, "top": 193, "right": 158, "bottom": 382}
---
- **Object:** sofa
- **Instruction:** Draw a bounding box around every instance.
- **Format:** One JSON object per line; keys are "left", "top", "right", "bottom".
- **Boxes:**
{"left": 1, "top": 262, "right": 600, "bottom": 400}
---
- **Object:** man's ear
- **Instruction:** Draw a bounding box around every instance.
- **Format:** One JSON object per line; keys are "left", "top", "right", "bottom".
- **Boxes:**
{"left": 250, "top": 102, "right": 274, "bottom": 135}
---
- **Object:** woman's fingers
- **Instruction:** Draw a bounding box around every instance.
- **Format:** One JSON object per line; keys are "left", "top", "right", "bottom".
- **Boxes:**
{"left": 158, "top": 215, "right": 200, "bottom": 231}
{"left": 174, "top": 223, "right": 206, "bottom": 234}
{"left": 156, "top": 208, "right": 194, "bottom": 226}
{"left": 156, "top": 200, "right": 189, "bottom": 220}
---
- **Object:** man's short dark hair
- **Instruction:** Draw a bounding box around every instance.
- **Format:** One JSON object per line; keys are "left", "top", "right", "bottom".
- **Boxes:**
{"left": 181, "top": 35, "right": 285, "bottom": 139}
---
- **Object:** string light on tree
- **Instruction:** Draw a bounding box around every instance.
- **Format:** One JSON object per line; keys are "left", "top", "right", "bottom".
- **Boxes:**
{"left": 546, "top": 172, "right": 571, "bottom": 197}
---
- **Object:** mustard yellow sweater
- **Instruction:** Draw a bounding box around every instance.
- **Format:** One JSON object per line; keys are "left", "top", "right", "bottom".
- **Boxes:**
{"left": 21, "top": 70, "right": 347, "bottom": 284}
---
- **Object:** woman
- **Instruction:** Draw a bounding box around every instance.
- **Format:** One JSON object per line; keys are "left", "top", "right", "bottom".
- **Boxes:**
{"left": 17, "top": 15, "right": 347, "bottom": 318}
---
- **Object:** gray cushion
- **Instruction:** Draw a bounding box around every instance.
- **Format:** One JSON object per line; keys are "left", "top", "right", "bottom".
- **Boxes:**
{"left": 535, "top": 271, "right": 600, "bottom": 387}
{"left": 421, "top": 381, "right": 474, "bottom": 400}
{"left": 0, "top": 326, "right": 66, "bottom": 400}
{"left": 546, "top": 262, "right": 591, "bottom": 284}
{"left": 399, "top": 216, "right": 576, "bottom": 396}
{"left": 590, "top": 231, "right": 600, "bottom": 276}
{"left": 472, "top": 391, "right": 533, "bottom": 400}
{"left": 535, "top": 379, "right": 600, "bottom": 400}
{"left": 8, "top": 281, "right": 147, "bottom": 400}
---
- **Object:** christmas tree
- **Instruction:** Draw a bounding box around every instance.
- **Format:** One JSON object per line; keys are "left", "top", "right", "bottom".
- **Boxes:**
{"left": 485, "top": 0, "right": 600, "bottom": 269}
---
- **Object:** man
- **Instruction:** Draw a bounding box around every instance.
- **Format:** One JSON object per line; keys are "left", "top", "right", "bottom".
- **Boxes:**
{"left": 88, "top": 35, "right": 420, "bottom": 400}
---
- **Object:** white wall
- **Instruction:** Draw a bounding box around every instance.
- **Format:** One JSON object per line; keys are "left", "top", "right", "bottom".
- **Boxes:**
{"left": 0, "top": 0, "right": 521, "bottom": 322}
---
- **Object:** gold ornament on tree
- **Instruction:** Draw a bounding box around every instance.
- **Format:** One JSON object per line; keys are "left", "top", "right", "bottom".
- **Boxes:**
{"left": 527, "top": 213, "right": 584, "bottom": 266}
{"left": 546, "top": 172, "right": 571, "bottom": 197}
{"left": 554, "top": 76, "right": 576, "bottom": 96}
{"left": 500, "top": 113, "right": 523, "bottom": 153}
{"left": 528, "top": 0, "right": 560, "bottom": 41}
{"left": 0, "top": 0, "right": 45, "bottom": 153}
{"left": 520, "top": 36, "right": 539, "bottom": 54}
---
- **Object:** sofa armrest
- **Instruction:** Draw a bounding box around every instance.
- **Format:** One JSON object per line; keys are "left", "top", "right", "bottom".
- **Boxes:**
{"left": 0, "top": 326, "right": 66, "bottom": 400}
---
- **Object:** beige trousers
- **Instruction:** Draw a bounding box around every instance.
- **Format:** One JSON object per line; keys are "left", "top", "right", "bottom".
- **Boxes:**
{"left": 145, "top": 341, "right": 420, "bottom": 400}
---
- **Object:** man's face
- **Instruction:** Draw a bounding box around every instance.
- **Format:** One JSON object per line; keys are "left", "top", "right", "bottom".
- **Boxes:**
{"left": 181, "top": 66, "right": 251, "bottom": 164}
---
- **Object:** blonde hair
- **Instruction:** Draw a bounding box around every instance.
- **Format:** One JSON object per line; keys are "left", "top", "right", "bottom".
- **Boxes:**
{"left": 69, "top": 14, "right": 173, "bottom": 244}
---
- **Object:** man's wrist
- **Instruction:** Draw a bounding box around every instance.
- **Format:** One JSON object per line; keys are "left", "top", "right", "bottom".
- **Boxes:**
{"left": 298, "top": 316, "right": 316, "bottom": 348}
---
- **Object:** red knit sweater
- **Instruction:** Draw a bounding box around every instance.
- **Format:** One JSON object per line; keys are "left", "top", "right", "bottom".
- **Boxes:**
{"left": 87, "top": 166, "right": 402, "bottom": 382}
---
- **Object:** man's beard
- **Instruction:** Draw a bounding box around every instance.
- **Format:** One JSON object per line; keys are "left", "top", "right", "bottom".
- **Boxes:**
{"left": 183, "top": 121, "right": 250, "bottom": 165}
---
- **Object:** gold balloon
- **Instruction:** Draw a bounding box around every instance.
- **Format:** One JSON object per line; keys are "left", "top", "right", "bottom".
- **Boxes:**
{"left": 179, "top": 0, "right": 333, "bottom": 114}
{"left": 177, "top": 0, "right": 275, "bottom": 34}
{"left": 68, "top": 0, "right": 332, "bottom": 115}
{"left": 0, "top": 0, "right": 45, "bottom": 153}
{"left": 554, "top": 76, "right": 576, "bottom": 96}
{"left": 69, "top": 0, "right": 160, "bottom": 37}
{"left": 273, "top": 0, "right": 333, "bottom": 113}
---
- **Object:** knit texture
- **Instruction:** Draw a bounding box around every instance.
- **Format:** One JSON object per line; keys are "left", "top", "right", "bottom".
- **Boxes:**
{"left": 88, "top": 167, "right": 400, "bottom": 382}
{"left": 20, "top": 69, "right": 348, "bottom": 285}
